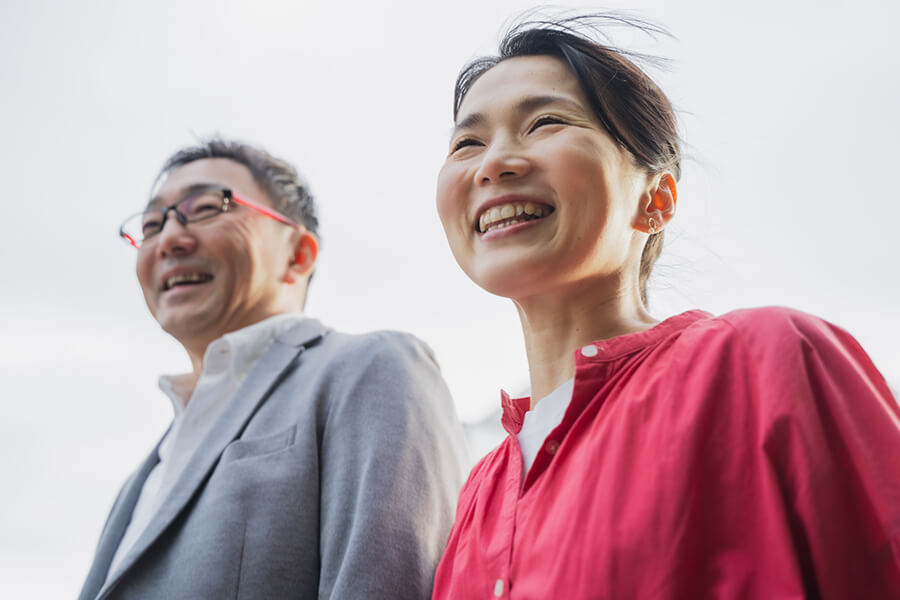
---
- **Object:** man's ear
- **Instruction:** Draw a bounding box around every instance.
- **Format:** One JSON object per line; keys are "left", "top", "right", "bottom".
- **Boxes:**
{"left": 283, "top": 231, "right": 319, "bottom": 284}
{"left": 634, "top": 172, "right": 677, "bottom": 233}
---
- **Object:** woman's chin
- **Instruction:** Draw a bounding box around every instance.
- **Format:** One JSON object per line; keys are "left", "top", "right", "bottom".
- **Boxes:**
{"left": 467, "top": 262, "right": 559, "bottom": 302}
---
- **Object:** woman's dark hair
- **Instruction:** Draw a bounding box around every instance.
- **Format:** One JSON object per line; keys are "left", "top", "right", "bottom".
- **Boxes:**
{"left": 453, "top": 15, "right": 680, "bottom": 305}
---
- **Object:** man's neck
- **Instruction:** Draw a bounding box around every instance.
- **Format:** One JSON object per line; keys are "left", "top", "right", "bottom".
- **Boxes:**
{"left": 179, "top": 311, "right": 305, "bottom": 391}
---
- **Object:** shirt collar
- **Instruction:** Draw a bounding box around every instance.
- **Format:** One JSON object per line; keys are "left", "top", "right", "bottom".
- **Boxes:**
{"left": 158, "top": 312, "right": 307, "bottom": 414}
{"left": 499, "top": 310, "right": 711, "bottom": 434}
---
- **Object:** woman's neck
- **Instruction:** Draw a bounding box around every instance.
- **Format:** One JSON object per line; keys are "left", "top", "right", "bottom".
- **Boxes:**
{"left": 514, "top": 276, "right": 656, "bottom": 408}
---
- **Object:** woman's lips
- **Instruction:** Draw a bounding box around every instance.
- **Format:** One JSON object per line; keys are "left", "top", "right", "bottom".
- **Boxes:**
{"left": 477, "top": 200, "right": 555, "bottom": 234}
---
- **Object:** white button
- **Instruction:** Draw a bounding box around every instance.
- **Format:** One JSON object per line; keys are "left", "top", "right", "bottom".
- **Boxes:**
{"left": 580, "top": 344, "right": 599, "bottom": 357}
{"left": 493, "top": 579, "right": 504, "bottom": 597}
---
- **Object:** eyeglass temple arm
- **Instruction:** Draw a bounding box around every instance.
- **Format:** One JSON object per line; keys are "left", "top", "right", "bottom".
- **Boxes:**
{"left": 121, "top": 230, "right": 140, "bottom": 249}
{"left": 230, "top": 193, "right": 302, "bottom": 231}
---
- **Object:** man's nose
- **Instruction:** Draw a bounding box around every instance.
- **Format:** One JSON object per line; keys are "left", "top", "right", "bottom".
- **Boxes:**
{"left": 473, "top": 137, "right": 532, "bottom": 185}
{"left": 155, "top": 209, "right": 197, "bottom": 257}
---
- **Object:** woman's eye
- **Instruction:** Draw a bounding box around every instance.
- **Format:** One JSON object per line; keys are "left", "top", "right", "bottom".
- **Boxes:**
{"left": 450, "top": 138, "right": 483, "bottom": 153}
{"left": 530, "top": 116, "right": 566, "bottom": 131}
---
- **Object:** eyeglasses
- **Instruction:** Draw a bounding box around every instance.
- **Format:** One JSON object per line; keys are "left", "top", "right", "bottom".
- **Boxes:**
{"left": 119, "top": 186, "right": 301, "bottom": 249}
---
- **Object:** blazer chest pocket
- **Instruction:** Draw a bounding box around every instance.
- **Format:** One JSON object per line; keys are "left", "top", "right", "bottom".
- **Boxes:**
{"left": 221, "top": 424, "right": 298, "bottom": 464}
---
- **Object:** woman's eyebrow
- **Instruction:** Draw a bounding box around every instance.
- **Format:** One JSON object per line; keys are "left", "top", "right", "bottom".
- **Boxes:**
{"left": 452, "top": 94, "right": 585, "bottom": 136}
{"left": 516, "top": 94, "right": 584, "bottom": 115}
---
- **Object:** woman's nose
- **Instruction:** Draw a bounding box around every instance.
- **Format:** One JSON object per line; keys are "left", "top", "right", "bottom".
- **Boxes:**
{"left": 474, "top": 137, "right": 531, "bottom": 185}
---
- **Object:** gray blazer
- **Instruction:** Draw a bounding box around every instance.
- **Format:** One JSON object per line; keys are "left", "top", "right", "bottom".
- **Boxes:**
{"left": 79, "top": 319, "right": 468, "bottom": 599}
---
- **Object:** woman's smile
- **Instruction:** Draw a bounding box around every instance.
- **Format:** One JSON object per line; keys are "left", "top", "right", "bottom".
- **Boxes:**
{"left": 474, "top": 193, "right": 556, "bottom": 238}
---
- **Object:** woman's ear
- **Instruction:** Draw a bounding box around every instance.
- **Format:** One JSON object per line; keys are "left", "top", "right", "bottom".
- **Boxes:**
{"left": 635, "top": 172, "right": 677, "bottom": 233}
{"left": 283, "top": 231, "right": 319, "bottom": 284}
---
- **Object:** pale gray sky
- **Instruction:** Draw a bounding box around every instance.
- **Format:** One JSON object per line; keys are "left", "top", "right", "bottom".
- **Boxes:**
{"left": 1, "top": 0, "right": 898, "bottom": 596}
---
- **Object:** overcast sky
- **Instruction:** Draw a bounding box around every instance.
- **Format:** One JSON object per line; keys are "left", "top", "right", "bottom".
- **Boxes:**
{"left": 2, "top": 0, "right": 898, "bottom": 596}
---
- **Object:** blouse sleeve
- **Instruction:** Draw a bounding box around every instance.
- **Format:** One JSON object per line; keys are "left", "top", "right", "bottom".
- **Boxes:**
{"left": 728, "top": 308, "right": 900, "bottom": 597}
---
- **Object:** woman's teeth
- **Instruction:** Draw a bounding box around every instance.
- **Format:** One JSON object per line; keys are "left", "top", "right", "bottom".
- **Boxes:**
{"left": 479, "top": 202, "right": 552, "bottom": 233}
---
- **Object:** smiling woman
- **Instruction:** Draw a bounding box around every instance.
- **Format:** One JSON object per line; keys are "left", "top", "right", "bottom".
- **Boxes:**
{"left": 432, "top": 14, "right": 900, "bottom": 599}
{"left": 437, "top": 53, "right": 676, "bottom": 309}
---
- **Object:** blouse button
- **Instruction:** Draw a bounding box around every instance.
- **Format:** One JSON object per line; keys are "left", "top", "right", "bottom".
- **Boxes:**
{"left": 494, "top": 579, "right": 504, "bottom": 596}
{"left": 580, "top": 344, "right": 599, "bottom": 357}
{"left": 545, "top": 439, "right": 560, "bottom": 455}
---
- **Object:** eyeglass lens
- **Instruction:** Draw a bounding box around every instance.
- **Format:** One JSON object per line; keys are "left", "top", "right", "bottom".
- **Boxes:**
{"left": 126, "top": 189, "right": 227, "bottom": 242}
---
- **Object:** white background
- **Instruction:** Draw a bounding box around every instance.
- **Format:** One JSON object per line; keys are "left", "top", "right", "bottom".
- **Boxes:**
{"left": 1, "top": 1, "right": 897, "bottom": 596}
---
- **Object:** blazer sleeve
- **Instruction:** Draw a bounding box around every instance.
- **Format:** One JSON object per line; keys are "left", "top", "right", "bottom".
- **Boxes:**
{"left": 735, "top": 309, "right": 900, "bottom": 597}
{"left": 316, "top": 331, "right": 469, "bottom": 600}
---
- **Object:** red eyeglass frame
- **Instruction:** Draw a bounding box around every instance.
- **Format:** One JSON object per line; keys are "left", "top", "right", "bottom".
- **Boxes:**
{"left": 120, "top": 187, "right": 302, "bottom": 249}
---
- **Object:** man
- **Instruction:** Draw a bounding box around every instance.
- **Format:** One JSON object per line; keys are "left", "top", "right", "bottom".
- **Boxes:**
{"left": 79, "top": 139, "right": 468, "bottom": 599}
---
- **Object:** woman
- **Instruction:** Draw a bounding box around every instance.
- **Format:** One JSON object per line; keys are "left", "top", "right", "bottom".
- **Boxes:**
{"left": 433, "top": 16, "right": 900, "bottom": 599}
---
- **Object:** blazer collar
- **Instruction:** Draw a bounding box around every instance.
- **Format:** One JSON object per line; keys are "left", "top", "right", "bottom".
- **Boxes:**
{"left": 274, "top": 317, "right": 329, "bottom": 348}
{"left": 94, "top": 319, "right": 327, "bottom": 599}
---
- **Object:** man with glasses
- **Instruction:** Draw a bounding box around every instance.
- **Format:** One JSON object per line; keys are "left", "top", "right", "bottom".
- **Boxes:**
{"left": 78, "top": 138, "right": 468, "bottom": 600}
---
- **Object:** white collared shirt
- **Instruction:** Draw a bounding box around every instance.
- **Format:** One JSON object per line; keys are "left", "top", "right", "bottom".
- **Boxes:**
{"left": 517, "top": 378, "right": 574, "bottom": 480}
{"left": 106, "top": 313, "right": 305, "bottom": 580}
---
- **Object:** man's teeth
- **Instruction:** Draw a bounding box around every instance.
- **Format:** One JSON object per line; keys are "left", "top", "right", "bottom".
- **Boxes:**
{"left": 165, "top": 273, "right": 212, "bottom": 290}
{"left": 479, "top": 202, "right": 551, "bottom": 233}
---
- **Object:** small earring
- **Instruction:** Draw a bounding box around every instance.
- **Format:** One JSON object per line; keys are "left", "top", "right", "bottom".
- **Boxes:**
{"left": 648, "top": 218, "right": 658, "bottom": 235}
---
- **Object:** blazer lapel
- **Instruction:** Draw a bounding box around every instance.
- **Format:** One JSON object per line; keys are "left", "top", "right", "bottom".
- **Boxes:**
{"left": 78, "top": 442, "right": 161, "bottom": 600}
{"left": 97, "top": 319, "right": 327, "bottom": 599}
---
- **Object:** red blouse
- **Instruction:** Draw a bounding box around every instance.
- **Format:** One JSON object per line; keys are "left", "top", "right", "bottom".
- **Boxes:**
{"left": 434, "top": 308, "right": 900, "bottom": 599}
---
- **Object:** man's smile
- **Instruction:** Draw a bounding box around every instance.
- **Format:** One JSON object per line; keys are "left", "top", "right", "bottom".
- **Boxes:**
{"left": 163, "top": 272, "right": 214, "bottom": 291}
{"left": 160, "top": 270, "right": 215, "bottom": 291}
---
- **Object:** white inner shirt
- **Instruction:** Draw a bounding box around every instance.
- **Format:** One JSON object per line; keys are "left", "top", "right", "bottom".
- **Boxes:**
{"left": 105, "top": 313, "right": 305, "bottom": 581}
{"left": 516, "top": 378, "right": 574, "bottom": 479}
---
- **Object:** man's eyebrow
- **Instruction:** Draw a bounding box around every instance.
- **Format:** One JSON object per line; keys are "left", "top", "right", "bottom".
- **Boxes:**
{"left": 146, "top": 182, "right": 217, "bottom": 209}
{"left": 451, "top": 112, "right": 485, "bottom": 137}
{"left": 452, "top": 95, "right": 586, "bottom": 137}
